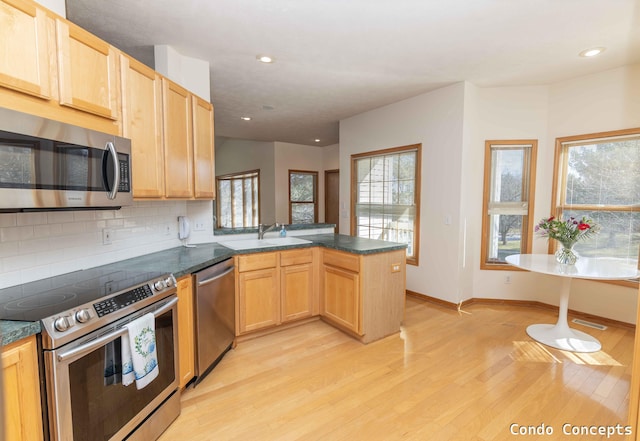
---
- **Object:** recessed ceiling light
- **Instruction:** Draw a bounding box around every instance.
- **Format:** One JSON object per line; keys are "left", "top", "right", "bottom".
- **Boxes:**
{"left": 240, "top": 116, "right": 252, "bottom": 121}
{"left": 314, "top": 139, "right": 321, "bottom": 143}
{"left": 579, "top": 47, "right": 606, "bottom": 57}
{"left": 256, "top": 55, "right": 274, "bottom": 63}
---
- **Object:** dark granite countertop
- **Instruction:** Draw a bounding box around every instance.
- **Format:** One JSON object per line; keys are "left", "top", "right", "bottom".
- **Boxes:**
{"left": 1, "top": 234, "right": 405, "bottom": 346}
{"left": 301, "top": 234, "right": 407, "bottom": 254}
{"left": 214, "top": 223, "right": 335, "bottom": 235}
{"left": 1, "top": 320, "right": 41, "bottom": 347}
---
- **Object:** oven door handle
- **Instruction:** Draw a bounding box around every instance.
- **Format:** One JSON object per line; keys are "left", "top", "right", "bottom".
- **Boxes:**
{"left": 56, "top": 297, "right": 178, "bottom": 362}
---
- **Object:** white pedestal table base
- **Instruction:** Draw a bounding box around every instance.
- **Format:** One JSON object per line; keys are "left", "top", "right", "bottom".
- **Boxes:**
{"left": 526, "top": 276, "right": 601, "bottom": 353}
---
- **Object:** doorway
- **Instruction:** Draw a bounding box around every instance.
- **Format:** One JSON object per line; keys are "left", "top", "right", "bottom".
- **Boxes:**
{"left": 324, "top": 169, "right": 339, "bottom": 233}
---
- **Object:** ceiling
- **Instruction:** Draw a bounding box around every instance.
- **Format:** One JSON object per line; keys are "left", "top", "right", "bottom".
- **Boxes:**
{"left": 65, "top": 0, "right": 640, "bottom": 147}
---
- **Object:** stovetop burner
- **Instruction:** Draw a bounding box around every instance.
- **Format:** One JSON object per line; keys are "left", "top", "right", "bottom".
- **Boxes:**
{"left": 0, "top": 266, "right": 169, "bottom": 322}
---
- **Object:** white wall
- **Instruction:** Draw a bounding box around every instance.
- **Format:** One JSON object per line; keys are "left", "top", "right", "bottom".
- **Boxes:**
{"left": 214, "top": 138, "right": 276, "bottom": 224}
{"left": 215, "top": 139, "right": 335, "bottom": 225}
{"left": 34, "top": 0, "right": 65, "bottom": 17}
{"left": 274, "top": 142, "right": 326, "bottom": 224}
{"left": 539, "top": 64, "right": 640, "bottom": 323}
{"left": 323, "top": 144, "right": 340, "bottom": 170}
{"left": 340, "top": 64, "right": 640, "bottom": 323}
{"left": 154, "top": 45, "right": 211, "bottom": 101}
{"left": 340, "top": 82, "right": 467, "bottom": 304}
{"left": 469, "top": 85, "right": 551, "bottom": 301}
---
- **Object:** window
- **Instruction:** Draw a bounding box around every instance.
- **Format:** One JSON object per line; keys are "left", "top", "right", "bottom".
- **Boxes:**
{"left": 481, "top": 140, "right": 537, "bottom": 269}
{"left": 216, "top": 170, "right": 259, "bottom": 228}
{"left": 351, "top": 144, "right": 421, "bottom": 265}
{"left": 289, "top": 170, "right": 318, "bottom": 223}
{"left": 552, "top": 129, "right": 640, "bottom": 278}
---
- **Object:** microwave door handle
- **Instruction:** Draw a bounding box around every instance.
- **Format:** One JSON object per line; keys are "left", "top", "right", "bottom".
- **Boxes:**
{"left": 106, "top": 141, "right": 120, "bottom": 200}
{"left": 56, "top": 297, "right": 178, "bottom": 362}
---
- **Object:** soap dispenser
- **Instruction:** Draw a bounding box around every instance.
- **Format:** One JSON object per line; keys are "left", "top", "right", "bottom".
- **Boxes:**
{"left": 279, "top": 224, "right": 287, "bottom": 237}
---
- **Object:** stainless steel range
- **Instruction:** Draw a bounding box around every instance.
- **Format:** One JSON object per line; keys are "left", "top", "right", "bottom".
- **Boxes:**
{"left": 0, "top": 267, "right": 181, "bottom": 441}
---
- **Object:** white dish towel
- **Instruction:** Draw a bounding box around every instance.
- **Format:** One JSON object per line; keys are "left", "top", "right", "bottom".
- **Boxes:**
{"left": 121, "top": 312, "right": 159, "bottom": 390}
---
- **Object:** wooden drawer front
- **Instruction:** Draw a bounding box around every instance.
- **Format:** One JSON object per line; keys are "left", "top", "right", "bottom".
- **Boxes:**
{"left": 280, "top": 248, "right": 313, "bottom": 267}
{"left": 322, "top": 249, "right": 360, "bottom": 273}
{"left": 237, "top": 252, "right": 278, "bottom": 272}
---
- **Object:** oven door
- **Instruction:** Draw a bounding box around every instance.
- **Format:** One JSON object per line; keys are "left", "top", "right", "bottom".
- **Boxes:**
{"left": 44, "top": 296, "right": 179, "bottom": 441}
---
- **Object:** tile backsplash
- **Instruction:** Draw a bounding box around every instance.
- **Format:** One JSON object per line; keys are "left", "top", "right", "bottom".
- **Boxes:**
{"left": 0, "top": 200, "right": 216, "bottom": 289}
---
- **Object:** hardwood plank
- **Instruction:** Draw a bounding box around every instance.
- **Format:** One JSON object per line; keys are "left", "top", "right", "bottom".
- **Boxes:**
{"left": 159, "top": 298, "right": 634, "bottom": 441}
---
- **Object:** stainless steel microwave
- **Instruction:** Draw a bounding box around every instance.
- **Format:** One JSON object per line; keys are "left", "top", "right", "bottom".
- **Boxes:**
{"left": 0, "top": 107, "right": 132, "bottom": 212}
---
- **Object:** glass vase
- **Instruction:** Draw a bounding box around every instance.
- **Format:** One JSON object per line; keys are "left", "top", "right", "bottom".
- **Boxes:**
{"left": 555, "top": 243, "right": 578, "bottom": 265}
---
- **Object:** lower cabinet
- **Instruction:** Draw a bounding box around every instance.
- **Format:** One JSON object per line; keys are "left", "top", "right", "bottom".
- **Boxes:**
{"left": 238, "top": 267, "right": 279, "bottom": 333}
{"left": 235, "top": 248, "right": 316, "bottom": 335}
{"left": 234, "top": 246, "right": 405, "bottom": 344}
{"left": 321, "top": 263, "right": 360, "bottom": 334}
{"left": 1, "top": 335, "right": 44, "bottom": 441}
{"left": 176, "top": 275, "right": 195, "bottom": 389}
{"left": 321, "top": 248, "right": 406, "bottom": 343}
{"left": 280, "top": 249, "right": 315, "bottom": 323}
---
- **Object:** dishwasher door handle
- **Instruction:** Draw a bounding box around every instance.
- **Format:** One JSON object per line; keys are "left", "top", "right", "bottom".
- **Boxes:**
{"left": 56, "top": 297, "right": 178, "bottom": 363}
{"left": 197, "top": 267, "right": 234, "bottom": 287}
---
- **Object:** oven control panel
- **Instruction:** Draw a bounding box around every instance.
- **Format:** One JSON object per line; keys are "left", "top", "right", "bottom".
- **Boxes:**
{"left": 94, "top": 284, "right": 154, "bottom": 317}
{"left": 40, "top": 273, "right": 177, "bottom": 350}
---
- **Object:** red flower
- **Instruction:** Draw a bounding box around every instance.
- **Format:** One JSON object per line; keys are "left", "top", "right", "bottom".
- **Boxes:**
{"left": 577, "top": 223, "right": 590, "bottom": 231}
{"left": 548, "top": 216, "right": 555, "bottom": 221}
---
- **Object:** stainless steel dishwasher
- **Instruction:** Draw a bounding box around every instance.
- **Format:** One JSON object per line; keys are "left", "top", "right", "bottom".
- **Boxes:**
{"left": 193, "top": 257, "right": 235, "bottom": 385}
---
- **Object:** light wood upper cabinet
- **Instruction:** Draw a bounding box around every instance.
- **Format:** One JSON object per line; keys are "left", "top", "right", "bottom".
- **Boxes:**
{"left": 0, "top": 0, "right": 217, "bottom": 199}
{"left": 0, "top": 0, "right": 51, "bottom": 99}
{"left": 176, "top": 275, "right": 195, "bottom": 389}
{"left": 56, "top": 18, "right": 119, "bottom": 120}
{"left": 162, "top": 78, "right": 194, "bottom": 199}
{"left": 120, "top": 55, "right": 165, "bottom": 198}
{"left": 2, "top": 335, "right": 44, "bottom": 441}
{"left": 192, "top": 96, "right": 215, "bottom": 199}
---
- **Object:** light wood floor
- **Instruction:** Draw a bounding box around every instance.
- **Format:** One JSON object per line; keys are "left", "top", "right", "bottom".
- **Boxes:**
{"left": 159, "top": 298, "right": 634, "bottom": 440}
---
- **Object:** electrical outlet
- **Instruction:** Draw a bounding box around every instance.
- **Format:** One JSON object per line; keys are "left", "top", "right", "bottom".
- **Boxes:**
{"left": 193, "top": 222, "right": 206, "bottom": 231}
{"left": 165, "top": 224, "right": 171, "bottom": 236}
{"left": 505, "top": 275, "right": 512, "bottom": 284}
{"left": 102, "top": 229, "right": 113, "bottom": 245}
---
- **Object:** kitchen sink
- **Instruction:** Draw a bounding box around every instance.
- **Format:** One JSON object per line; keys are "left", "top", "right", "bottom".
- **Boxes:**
{"left": 219, "top": 236, "right": 312, "bottom": 250}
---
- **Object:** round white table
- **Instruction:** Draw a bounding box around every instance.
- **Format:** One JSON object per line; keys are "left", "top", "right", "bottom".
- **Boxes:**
{"left": 505, "top": 254, "right": 640, "bottom": 353}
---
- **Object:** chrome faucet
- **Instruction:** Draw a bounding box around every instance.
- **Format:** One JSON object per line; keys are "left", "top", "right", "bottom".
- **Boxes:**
{"left": 258, "top": 222, "right": 280, "bottom": 239}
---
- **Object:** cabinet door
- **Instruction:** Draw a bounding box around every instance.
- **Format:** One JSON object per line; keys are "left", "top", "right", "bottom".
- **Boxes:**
{"left": 56, "top": 19, "right": 119, "bottom": 119}
{"left": 281, "top": 262, "right": 313, "bottom": 323}
{"left": 0, "top": 0, "right": 51, "bottom": 99}
{"left": 176, "top": 275, "right": 195, "bottom": 389}
{"left": 162, "top": 78, "right": 194, "bottom": 198}
{"left": 322, "top": 264, "right": 360, "bottom": 334}
{"left": 2, "top": 335, "right": 44, "bottom": 441}
{"left": 192, "top": 95, "right": 215, "bottom": 199}
{"left": 237, "top": 268, "right": 279, "bottom": 334}
{"left": 120, "top": 55, "right": 165, "bottom": 198}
